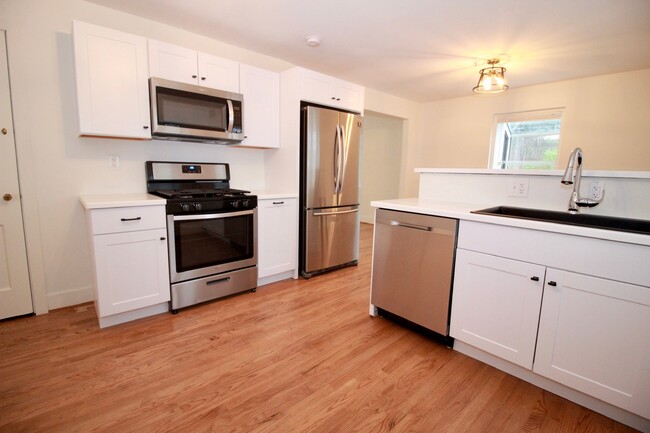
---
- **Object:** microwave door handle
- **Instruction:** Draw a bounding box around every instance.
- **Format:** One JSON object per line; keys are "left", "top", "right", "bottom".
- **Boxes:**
{"left": 226, "top": 99, "right": 234, "bottom": 133}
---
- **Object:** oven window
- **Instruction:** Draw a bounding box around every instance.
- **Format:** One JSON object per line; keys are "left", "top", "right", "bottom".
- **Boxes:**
{"left": 174, "top": 214, "right": 253, "bottom": 273}
{"left": 157, "top": 87, "right": 228, "bottom": 132}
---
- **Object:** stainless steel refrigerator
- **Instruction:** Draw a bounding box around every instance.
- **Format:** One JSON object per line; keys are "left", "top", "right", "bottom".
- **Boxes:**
{"left": 299, "top": 104, "right": 363, "bottom": 278}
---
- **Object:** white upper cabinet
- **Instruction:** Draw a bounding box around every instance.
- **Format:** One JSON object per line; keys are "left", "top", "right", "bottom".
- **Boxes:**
{"left": 197, "top": 52, "right": 240, "bottom": 93}
{"left": 298, "top": 68, "right": 364, "bottom": 113}
{"left": 72, "top": 21, "right": 151, "bottom": 139}
{"left": 238, "top": 64, "right": 280, "bottom": 148}
{"left": 148, "top": 39, "right": 239, "bottom": 92}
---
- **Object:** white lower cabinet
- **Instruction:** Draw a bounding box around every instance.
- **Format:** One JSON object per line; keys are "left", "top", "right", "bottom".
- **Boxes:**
{"left": 83, "top": 201, "right": 170, "bottom": 328}
{"left": 257, "top": 197, "right": 297, "bottom": 284}
{"left": 451, "top": 220, "right": 650, "bottom": 422}
{"left": 93, "top": 229, "right": 170, "bottom": 318}
{"left": 534, "top": 269, "right": 650, "bottom": 419}
{"left": 450, "top": 249, "right": 545, "bottom": 369}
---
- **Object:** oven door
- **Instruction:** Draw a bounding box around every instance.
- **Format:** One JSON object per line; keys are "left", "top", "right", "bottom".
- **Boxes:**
{"left": 167, "top": 209, "right": 257, "bottom": 284}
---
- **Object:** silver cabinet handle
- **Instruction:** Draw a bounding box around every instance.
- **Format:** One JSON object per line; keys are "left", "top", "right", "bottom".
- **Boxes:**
{"left": 313, "top": 208, "right": 359, "bottom": 216}
{"left": 389, "top": 220, "right": 432, "bottom": 232}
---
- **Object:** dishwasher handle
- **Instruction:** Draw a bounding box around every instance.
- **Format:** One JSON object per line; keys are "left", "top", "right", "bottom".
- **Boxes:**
{"left": 389, "top": 220, "right": 432, "bottom": 232}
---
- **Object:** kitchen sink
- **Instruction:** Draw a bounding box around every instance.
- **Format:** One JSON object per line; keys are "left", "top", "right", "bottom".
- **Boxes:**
{"left": 472, "top": 206, "right": 650, "bottom": 235}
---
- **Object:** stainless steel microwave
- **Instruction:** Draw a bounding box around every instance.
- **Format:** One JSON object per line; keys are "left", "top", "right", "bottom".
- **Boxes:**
{"left": 149, "top": 77, "right": 245, "bottom": 144}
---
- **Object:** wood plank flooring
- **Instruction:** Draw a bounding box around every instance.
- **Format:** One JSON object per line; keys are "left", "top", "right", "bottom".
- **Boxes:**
{"left": 0, "top": 223, "right": 639, "bottom": 432}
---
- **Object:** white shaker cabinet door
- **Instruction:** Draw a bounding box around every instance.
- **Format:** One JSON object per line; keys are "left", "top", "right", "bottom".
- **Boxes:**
{"left": 93, "top": 228, "right": 170, "bottom": 318}
{"left": 198, "top": 52, "right": 239, "bottom": 92}
{"left": 73, "top": 21, "right": 151, "bottom": 139}
{"left": 148, "top": 39, "right": 198, "bottom": 85}
{"left": 534, "top": 269, "right": 650, "bottom": 419}
{"left": 450, "top": 249, "right": 545, "bottom": 369}
{"left": 238, "top": 64, "right": 279, "bottom": 148}
{"left": 299, "top": 68, "right": 364, "bottom": 113}
{"left": 258, "top": 198, "right": 297, "bottom": 278}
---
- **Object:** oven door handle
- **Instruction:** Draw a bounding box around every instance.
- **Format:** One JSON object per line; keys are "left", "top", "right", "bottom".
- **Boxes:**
{"left": 172, "top": 209, "right": 255, "bottom": 221}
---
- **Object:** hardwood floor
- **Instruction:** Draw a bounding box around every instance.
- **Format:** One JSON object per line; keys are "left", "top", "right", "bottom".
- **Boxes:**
{"left": 0, "top": 223, "right": 639, "bottom": 432}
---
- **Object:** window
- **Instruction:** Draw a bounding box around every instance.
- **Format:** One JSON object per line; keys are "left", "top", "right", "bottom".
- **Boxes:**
{"left": 490, "top": 108, "right": 563, "bottom": 170}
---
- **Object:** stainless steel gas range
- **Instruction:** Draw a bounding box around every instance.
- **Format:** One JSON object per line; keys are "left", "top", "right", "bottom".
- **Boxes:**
{"left": 146, "top": 161, "right": 257, "bottom": 312}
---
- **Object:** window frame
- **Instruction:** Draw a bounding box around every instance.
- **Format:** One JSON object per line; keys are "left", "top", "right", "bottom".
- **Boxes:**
{"left": 489, "top": 108, "right": 564, "bottom": 170}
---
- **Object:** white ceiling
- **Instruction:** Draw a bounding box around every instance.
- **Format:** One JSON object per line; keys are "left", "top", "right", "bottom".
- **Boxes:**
{"left": 87, "top": 0, "right": 650, "bottom": 102}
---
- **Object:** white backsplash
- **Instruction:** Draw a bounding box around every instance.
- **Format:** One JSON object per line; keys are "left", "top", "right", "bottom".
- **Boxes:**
{"left": 418, "top": 170, "right": 650, "bottom": 220}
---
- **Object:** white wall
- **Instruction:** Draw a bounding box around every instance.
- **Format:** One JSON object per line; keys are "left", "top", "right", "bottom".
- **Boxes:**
{"left": 359, "top": 112, "right": 404, "bottom": 223}
{"left": 418, "top": 170, "right": 650, "bottom": 220}
{"left": 408, "top": 69, "right": 650, "bottom": 197}
{"left": 364, "top": 88, "right": 421, "bottom": 199}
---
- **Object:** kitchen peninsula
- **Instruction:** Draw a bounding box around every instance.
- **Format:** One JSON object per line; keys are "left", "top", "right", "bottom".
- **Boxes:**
{"left": 370, "top": 168, "right": 650, "bottom": 432}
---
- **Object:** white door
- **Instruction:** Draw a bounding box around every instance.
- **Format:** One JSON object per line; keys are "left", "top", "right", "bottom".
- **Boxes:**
{"left": 0, "top": 31, "right": 33, "bottom": 320}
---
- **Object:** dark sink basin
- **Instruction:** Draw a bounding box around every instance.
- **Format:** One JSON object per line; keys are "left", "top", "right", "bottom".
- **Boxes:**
{"left": 472, "top": 206, "right": 650, "bottom": 235}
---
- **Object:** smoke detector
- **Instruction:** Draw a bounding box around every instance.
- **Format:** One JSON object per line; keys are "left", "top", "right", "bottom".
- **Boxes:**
{"left": 306, "top": 36, "right": 321, "bottom": 47}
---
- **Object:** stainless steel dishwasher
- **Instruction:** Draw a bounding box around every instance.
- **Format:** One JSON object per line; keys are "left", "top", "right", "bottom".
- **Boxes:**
{"left": 371, "top": 208, "right": 458, "bottom": 337}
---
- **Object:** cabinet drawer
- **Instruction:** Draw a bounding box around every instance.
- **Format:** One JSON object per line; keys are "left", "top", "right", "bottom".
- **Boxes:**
{"left": 89, "top": 205, "right": 166, "bottom": 235}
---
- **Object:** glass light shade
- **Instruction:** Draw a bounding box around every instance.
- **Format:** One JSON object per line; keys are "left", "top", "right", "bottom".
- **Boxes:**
{"left": 473, "top": 65, "right": 509, "bottom": 94}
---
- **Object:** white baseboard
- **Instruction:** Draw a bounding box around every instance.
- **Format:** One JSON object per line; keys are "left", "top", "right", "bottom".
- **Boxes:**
{"left": 258, "top": 270, "right": 295, "bottom": 287}
{"left": 360, "top": 215, "right": 374, "bottom": 224}
{"left": 47, "top": 285, "right": 94, "bottom": 310}
{"left": 454, "top": 341, "right": 650, "bottom": 432}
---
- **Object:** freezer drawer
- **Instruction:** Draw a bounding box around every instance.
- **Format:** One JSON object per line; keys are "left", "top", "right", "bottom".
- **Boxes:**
{"left": 371, "top": 209, "right": 458, "bottom": 335}
{"left": 304, "top": 206, "right": 359, "bottom": 274}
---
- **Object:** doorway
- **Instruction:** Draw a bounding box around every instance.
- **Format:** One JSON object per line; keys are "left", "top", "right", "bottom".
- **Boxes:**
{"left": 359, "top": 111, "right": 405, "bottom": 223}
{"left": 0, "top": 30, "right": 33, "bottom": 319}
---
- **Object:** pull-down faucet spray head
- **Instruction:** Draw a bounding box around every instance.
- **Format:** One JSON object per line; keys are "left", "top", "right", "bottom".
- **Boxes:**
{"left": 561, "top": 148, "right": 582, "bottom": 185}
{"left": 561, "top": 147, "right": 602, "bottom": 213}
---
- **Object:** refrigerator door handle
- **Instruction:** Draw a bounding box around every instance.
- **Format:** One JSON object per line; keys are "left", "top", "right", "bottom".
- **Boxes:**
{"left": 338, "top": 124, "right": 347, "bottom": 194}
{"left": 313, "top": 208, "right": 359, "bottom": 216}
{"left": 333, "top": 124, "right": 341, "bottom": 193}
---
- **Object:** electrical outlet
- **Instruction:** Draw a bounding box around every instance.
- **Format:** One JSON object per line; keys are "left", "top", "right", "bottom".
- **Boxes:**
{"left": 108, "top": 155, "right": 120, "bottom": 169}
{"left": 589, "top": 181, "right": 605, "bottom": 200}
{"left": 507, "top": 178, "right": 529, "bottom": 197}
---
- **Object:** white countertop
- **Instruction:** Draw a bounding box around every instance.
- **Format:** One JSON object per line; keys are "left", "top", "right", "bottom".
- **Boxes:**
{"left": 371, "top": 198, "right": 650, "bottom": 247}
{"left": 79, "top": 193, "right": 166, "bottom": 209}
{"left": 415, "top": 168, "right": 650, "bottom": 179}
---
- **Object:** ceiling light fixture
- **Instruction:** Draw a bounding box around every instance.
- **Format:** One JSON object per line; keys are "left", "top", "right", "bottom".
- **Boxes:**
{"left": 473, "top": 58, "right": 509, "bottom": 94}
{"left": 306, "top": 36, "right": 321, "bottom": 47}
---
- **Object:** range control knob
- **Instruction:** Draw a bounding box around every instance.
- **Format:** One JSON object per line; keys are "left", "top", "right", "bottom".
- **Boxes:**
{"left": 242, "top": 199, "right": 250, "bottom": 208}
{"left": 232, "top": 200, "right": 240, "bottom": 209}
{"left": 181, "top": 203, "right": 190, "bottom": 212}
{"left": 193, "top": 202, "right": 203, "bottom": 211}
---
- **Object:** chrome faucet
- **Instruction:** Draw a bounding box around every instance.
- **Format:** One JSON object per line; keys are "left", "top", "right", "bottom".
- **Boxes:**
{"left": 561, "top": 147, "right": 603, "bottom": 213}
